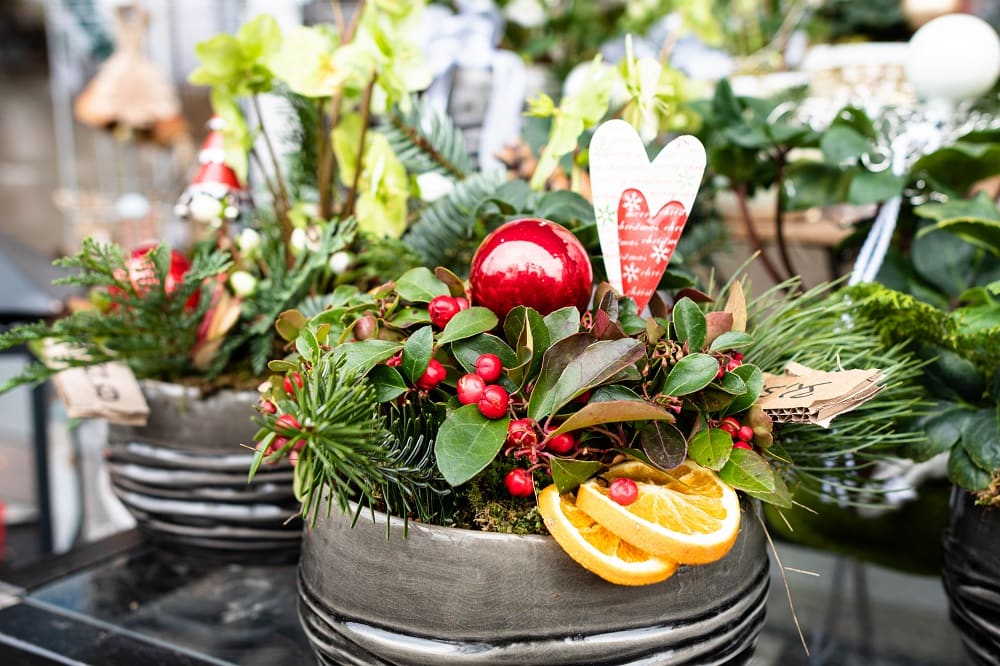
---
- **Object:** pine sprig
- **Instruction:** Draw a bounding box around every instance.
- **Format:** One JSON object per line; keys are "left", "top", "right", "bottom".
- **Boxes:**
{"left": 402, "top": 169, "right": 507, "bottom": 272}
{"left": 383, "top": 97, "right": 473, "bottom": 179}
{"left": 0, "top": 239, "right": 232, "bottom": 389}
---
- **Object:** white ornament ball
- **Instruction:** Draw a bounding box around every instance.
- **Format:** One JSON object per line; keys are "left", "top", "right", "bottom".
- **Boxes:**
{"left": 906, "top": 13, "right": 1000, "bottom": 103}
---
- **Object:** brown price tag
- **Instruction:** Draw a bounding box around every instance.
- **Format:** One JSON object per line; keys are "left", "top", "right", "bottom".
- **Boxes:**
{"left": 44, "top": 342, "right": 149, "bottom": 425}
{"left": 759, "top": 362, "right": 884, "bottom": 428}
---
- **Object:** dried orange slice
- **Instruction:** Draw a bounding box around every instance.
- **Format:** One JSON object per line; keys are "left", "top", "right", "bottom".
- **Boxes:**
{"left": 576, "top": 459, "right": 741, "bottom": 565}
{"left": 537, "top": 484, "right": 677, "bottom": 586}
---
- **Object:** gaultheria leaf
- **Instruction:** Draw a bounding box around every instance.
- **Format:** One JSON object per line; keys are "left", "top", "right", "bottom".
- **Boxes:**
{"left": 395, "top": 267, "right": 449, "bottom": 303}
{"left": 641, "top": 421, "right": 688, "bottom": 471}
{"left": 434, "top": 404, "right": 510, "bottom": 486}
{"left": 334, "top": 340, "right": 401, "bottom": 377}
{"left": 295, "top": 326, "right": 320, "bottom": 364}
{"left": 662, "top": 353, "right": 720, "bottom": 396}
{"left": 672, "top": 297, "right": 707, "bottom": 351}
{"left": 527, "top": 333, "right": 597, "bottom": 420}
{"left": 725, "top": 364, "right": 764, "bottom": 415}
{"left": 719, "top": 448, "right": 777, "bottom": 494}
{"left": 551, "top": 458, "right": 603, "bottom": 494}
{"left": 401, "top": 325, "right": 434, "bottom": 384}
{"left": 543, "top": 306, "right": 582, "bottom": 344}
{"left": 368, "top": 365, "right": 407, "bottom": 402}
{"left": 737, "top": 468, "right": 793, "bottom": 508}
{"left": 590, "top": 385, "right": 643, "bottom": 402}
{"left": 548, "top": 400, "right": 675, "bottom": 437}
{"left": 688, "top": 428, "right": 733, "bottom": 471}
{"left": 709, "top": 331, "right": 753, "bottom": 351}
{"left": 712, "top": 372, "right": 748, "bottom": 396}
{"left": 504, "top": 306, "right": 550, "bottom": 379}
{"left": 438, "top": 307, "right": 498, "bottom": 345}
{"left": 536, "top": 338, "right": 645, "bottom": 420}
{"left": 451, "top": 334, "right": 518, "bottom": 373}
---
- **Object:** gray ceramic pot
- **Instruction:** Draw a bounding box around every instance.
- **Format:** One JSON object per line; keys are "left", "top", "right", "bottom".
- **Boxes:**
{"left": 106, "top": 380, "right": 302, "bottom": 559}
{"left": 942, "top": 487, "right": 1000, "bottom": 665}
{"left": 298, "top": 497, "right": 768, "bottom": 665}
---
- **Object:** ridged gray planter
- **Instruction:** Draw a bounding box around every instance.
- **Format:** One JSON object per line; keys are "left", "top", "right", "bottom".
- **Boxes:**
{"left": 942, "top": 487, "right": 1000, "bottom": 665}
{"left": 105, "top": 380, "right": 302, "bottom": 560}
{"left": 298, "top": 497, "right": 768, "bottom": 665}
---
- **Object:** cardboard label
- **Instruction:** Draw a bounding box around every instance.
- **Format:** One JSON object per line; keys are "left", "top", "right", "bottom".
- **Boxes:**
{"left": 589, "top": 120, "right": 705, "bottom": 303}
{"left": 759, "top": 362, "right": 884, "bottom": 428}
{"left": 45, "top": 342, "right": 149, "bottom": 425}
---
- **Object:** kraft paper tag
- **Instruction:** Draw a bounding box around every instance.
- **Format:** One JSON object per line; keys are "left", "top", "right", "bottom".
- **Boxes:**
{"left": 759, "top": 362, "right": 884, "bottom": 428}
{"left": 589, "top": 119, "right": 705, "bottom": 307}
{"left": 45, "top": 342, "right": 149, "bottom": 426}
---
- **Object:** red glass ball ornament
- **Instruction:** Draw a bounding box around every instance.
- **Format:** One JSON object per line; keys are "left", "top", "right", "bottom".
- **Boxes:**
{"left": 469, "top": 218, "right": 593, "bottom": 320}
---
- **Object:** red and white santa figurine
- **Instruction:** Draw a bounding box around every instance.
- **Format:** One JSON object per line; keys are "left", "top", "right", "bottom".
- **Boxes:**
{"left": 174, "top": 116, "right": 249, "bottom": 226}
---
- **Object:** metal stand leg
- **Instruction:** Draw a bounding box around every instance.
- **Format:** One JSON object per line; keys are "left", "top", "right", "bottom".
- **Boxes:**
{"left": 31, "top": 381, "right": 51, "bottom": 553}
{"left": 808, "top": 556, "right": 877, "bottom": 664}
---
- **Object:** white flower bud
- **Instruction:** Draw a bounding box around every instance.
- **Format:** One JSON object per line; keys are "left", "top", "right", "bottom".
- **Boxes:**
{"left": 237, "top": 228, "right": 261, "bottom": 254}
{"left": 229, "top": 270, "right": 257, "bottom": 297}
{"left": 416, "top": 171, "right": 454, "bottom": 203}
{"left": 290, "top": 228, "right": 307, "bottom": 255}
{"left": 328, "top": 250, "right": 353, "bottom": 275}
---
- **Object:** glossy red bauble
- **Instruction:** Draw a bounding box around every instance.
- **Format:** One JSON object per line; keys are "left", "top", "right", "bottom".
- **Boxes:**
{"left": 469, "top": 218, "right": 593, "bottom": 320}
{"left": 504, "top": 468, "right": 535, "bottom": 497}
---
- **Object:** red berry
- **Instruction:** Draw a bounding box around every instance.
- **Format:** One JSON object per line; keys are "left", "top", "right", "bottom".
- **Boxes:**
{"left": 276, "top": 414, "right": 300, "bottom": 431}
{"left": 716, "top": 364, "right": 725, "bottom": 379}
{"left": 478, "top": 384, "right": 509, "bottom": 419}
{"left": 456, "top": 373, "right": 487, "bottom": 405}
{"left": 386, "top": 354, "right": 402, "bottom": 367}
{"left": 733, "top": 440, "right": 753, "bottom": 451}
{"left": 475, "top": 353, "right": 503, "bottom": 383}
{"left": 546, "top": 432, "right": 577, "bottom": 455}
{"left": 259, "top": 400, "right": 276, "bottom": 415}
{"left": 284, "top": 372, "right": 303, "bottom": 395}
{"left": 504, "top": 468, "right": 534, "bottom": 497}
{"left": 416, "top": 359, "right": 447, "bottom": 391}
{"left": 719, "top": 417, "right": 741, "bottom": 436}
{"left": 609, "top": 478, "right": 639, "bottom": 506}
{"left": 733, "top": 352, "right": 744, "bottom": 361}
{"left": 428, "top": 295, "right": 461, "bottom": 329}
{"left": 455, "top": 297, "right": 470, "bottom": 310}
{"left": 507, "top": 418, "right": 538, "bottom": 448}
{"left": 266, "top": 435, "right": 290, "bottom": 455}
{"left": 737, "top": 425, "right": 754, "bottom": 443}
{"left": 726, "top": 358, "right": 742, "bottom": 372}
{"left": 469, "top": 218, "right": 593, "bottom": 320}
{"left": 288, "top": 450, "right": 300, "bottom": 466}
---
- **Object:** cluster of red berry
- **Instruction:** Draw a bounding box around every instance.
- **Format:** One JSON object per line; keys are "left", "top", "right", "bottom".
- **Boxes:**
{"left": 456, "top": 354, "right": 508, "bottom": 418}
{"left": 500, "top": 419, "right": 580, "bottom": 497}
{"left": 256, "top": 373, "right": 308, "bottom": 464}
{"left": 715, "top": 351, "right": 744, "bottom": 379}
{"left": 718, "top": 416, "right": 755, "bottom": 451}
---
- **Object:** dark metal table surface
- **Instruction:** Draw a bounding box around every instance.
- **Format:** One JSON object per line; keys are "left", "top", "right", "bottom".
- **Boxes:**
{"left": 0, "top": 530, "right": 311, "bottom": 665}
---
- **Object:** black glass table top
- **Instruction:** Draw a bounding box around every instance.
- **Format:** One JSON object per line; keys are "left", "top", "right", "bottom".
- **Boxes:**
{"left": 0, "top": 530, "right": 311, "bottom": 665}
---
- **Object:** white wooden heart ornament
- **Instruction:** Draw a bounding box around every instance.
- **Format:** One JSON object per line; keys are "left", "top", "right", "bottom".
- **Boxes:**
{"left": 589, "top": 119, "right": 706, "bottom": 309}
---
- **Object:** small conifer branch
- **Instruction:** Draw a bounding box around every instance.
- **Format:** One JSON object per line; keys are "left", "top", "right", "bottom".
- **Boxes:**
{"left": 389, "top": 113, "right": 467, "bottom": 180}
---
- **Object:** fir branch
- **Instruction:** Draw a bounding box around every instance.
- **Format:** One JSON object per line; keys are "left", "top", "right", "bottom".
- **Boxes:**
{"left": 273, "top": 85, "right": 320, "bottom": 201}
{"left": 384, "top": 97, "right": 473, "bottom": 179}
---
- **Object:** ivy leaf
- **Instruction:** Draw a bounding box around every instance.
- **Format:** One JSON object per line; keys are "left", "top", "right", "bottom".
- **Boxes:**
{"left": 662, "top": 353, "right": 719, "bottom": 396}
{"left": 334, "top": 339, "right": 401, "bottom": 377}
{"left": 551, "top": 458, "right": 603, "bottom": 494}
{"left": 688, "top": 428, "right": 733, "bottom": 471}
{"left": 434, "top": 404, "right": 510, "bottom": 486}
{"left": 395, "top": 267, "right": 449, "bottom": 303}
{"left": 709, "top": 331, "right": 753, "bottom": 351}
{"left": 401, "top": 325, "right": 434, "bottom": 384}
{"left": 725, "top": 364, "right": 764, "bottom": 415}
{"left": 719, "top": 448, "right": 777, "bottom": 494}
{"left": 450, "top": 334, "right": 518, "bottom": 374}
{"left": 548, "top": 400, "right": 674, "bottom": 437}
{"left": 910, "top": 406, "right": 968, "bottom": 461}
{"left": 672, "top": 297, "right": 706, "bottom": 351}
{"left": 543, "top": 306, "right": 582, "bottom": 344}
{"left": 640, "top": 421, "right": 688, "bottom": 471}
{"left": 438, "top": 307, "right": 498, "bottom": 345}
{"left": 368, "top": 364, "right": 407, "bottom": 402}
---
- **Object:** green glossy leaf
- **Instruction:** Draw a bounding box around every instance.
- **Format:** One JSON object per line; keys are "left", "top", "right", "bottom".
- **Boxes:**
{"left": 688, "top": 428, "right": 733, "bottom": 471}
{"left": 395, "top": 267, "right": 449, "bottom": 303}
{"left": 434, "top": 404, "right": 510, "bottom": 486}
{"left": 549, "top": 400, "right": 674, "bottom": 437}
{"left": 451, "top": 334, "right": 518, "bottom": 374}
{"left": 725, "top": 365, "right": 764, "bottom": 415}
{"left": 545, "top": 338, "right": 645, "bottom": 419}
{"left": 590, "top": 385, "right": 643, "bottom": 402}
{"left": 527, "top": 333, "right": 598, "bottom": 420}
{"left": 948, "top": 444, "right": 991, "bottom": 492}
{"left": 295, "top": 327, "right": 320, "bottom": 364}
{"left": 918, "top": 218, "right": 1000, "bottom": 257}
{"left": 913, "top": 141, "right": 1000, "bottom": 195}
{"left": 662, "top": 353, "right": 719, "bottom": 396}
{"left": 368, "top": 364, "right": 407, "bottom": 402}
{"left": 712, "top": 372, "right": 747, "bottom": 396}
{"left": 719, "top": 448, "right": 777, "bottom": 494}
{"left": 504, "top": 306, "right": 550, "bottom": 380}
{"left": 709, "top": 331, "right": 753, "bottom": 352}
{"left": 737, "top": 468, "right": 793, "bottom": 508}
{"left": 438, "top": 307, "right": 498, "bottom": 344}
{"left": 334, "top": 340, "right": 402, "bottom": 378}
{"left": 961, "top": 405, "right": 1000, "bottom": 471}
{"left": 910, "top": 407, "right": 967, "bottom": 461}
{"left": 672, "top": 297, "right": 706, "bottom": 351}
{"left": 401, "top": 325, "right": 434, "bottom": 384}
{"left": 821, "top": 125, "right": 870, "bottom": 163}
{"left": 543, "top": 307, "right": 582, "bottom": 344}
{"left": 847, "top": 169, "right": 904, "bottom": 205}
{"left": 640, "top": 421, "right": 688, "bottom": 471}
{"left": 275, "top": 309, "right": 307, "bottom": 341}
{"left": 551, "top": 458, "right": 603, "bottom": 494}
{"left": 914, "top": 192, "right": 1000, "bottom": 222}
